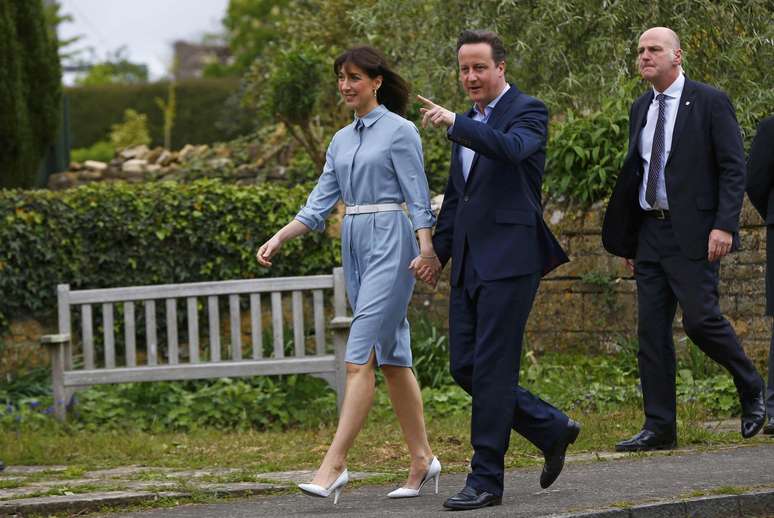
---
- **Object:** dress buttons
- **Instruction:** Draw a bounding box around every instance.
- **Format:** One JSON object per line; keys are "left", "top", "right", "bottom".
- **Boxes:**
{"left": 463, "top": 195, "right": 469, "bottom": 202}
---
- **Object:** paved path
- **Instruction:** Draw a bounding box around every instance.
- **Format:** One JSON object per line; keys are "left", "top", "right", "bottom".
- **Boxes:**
{"left": 105, "top": 444, "right": 774, "bottom": 517}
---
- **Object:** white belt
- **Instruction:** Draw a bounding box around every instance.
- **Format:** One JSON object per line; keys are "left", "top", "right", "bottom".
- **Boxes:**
{"left": 345, "top": 203, "right": 403, "bottom": 215}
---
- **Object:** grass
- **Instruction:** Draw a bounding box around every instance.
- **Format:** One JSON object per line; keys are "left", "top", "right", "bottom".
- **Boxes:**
{"left": 0, "top": 400, "right": 759, "bottom": 479}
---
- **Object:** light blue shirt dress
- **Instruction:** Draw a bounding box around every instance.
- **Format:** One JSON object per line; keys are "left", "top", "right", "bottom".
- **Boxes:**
{"left": 295, "top": 104, "right": 435, "bottom": 367}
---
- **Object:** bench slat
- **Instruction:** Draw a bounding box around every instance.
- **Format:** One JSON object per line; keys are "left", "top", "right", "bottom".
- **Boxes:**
{"left": 292, "top": 291, "right": 305, "bottom": 357}
{"left": 145, "top": 300, "right": 158, "bottom": 366}
{"left": 229, "top": 294, "right": 241, "bottom": 360}
{"left": 68, "top": 275, "right": 334, "bottom": 304}
{"left": 187, "top": 297, "right": 199, "bottom": 363}
{"left": 125, "top": 302, "right": 136, "bottom": 367}
{"left": 166, "top": 299, "right": 178, "bottom": 365}
{"left": 82, "top": 304, "right": 94, "bottom": 369}
{"left": 250, "top": 293, "right": 262, "bottom": 359}
{"left": 63, "top": 356, "right": 337, "bottom": 386}
{"left": 313, "top": 290, "right": 325, "bottom": 355}
{"left": 208, "top": 296, "right": 220, "bottom": 362}
{"left": 271, "top": 292, "right": 283, "bottom": 358}
{"left": 103, "top": 303, "right": 115, "bottom": 368}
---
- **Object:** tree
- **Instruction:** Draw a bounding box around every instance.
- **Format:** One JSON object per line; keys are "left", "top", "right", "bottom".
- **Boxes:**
{"left": 75, "top": 47, "right": 148, "bottom": 86}
{"left": 0, "top": 0, "right": 62, "bottom": 188}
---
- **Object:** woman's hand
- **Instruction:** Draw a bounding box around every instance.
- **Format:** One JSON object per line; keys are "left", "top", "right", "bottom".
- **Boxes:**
{"left": 409, "top": 254, "right": 441, "bottom": 286}
{"left": 256, "top": 235, "right": 283, "bottom": 267}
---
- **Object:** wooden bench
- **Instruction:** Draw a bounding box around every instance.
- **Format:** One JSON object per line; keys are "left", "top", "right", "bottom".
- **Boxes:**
{"left": 41, "top": 268, "right": 352, "bottom": 420}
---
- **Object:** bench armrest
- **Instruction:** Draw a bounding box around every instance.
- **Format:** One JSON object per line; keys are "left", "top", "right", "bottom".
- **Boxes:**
{"left": 40, "top": 333, "right": 71, "bottom": 345}
{"left": 330, "top": 317, "right": 353, "bottom": 329}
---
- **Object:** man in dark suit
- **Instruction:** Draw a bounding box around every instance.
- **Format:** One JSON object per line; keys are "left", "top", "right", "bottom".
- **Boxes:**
{"left": 602, "top": 27, "right": 765, "bottom": 451}
{"left": 746, "top": 115, "right": 774, "bottom": 434}
{"left": 417, "top": 30, "right": 579, "bottom": 511}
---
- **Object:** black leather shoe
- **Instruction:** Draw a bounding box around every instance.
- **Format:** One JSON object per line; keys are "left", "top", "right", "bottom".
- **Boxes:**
{"left": 763, "top": 416, "right": 774, "bottom": 435}
{"left": 615, "top": 429, "right": 676, "bottom": 452}
{"left": 443, "top": 486, "right": 502, "bottom": 510}
{"left": 540, "top": 419, "right": 581, "bottom": 489}
{"left": 740, "top": 388, "right": 766, "bottom": 438}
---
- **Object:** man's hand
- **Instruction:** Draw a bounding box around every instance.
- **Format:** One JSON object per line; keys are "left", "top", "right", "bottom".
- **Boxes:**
{"left": 417, "top": 95, "right": 455, "bottom": 129}
{"left": 409, "top": 254, "right": 441, "bottom": 287}
{"left": 708, "top": 229, "right": 733, "bottom": 262}
{"left": 624, "top": 258, "right": 635, "bottom": 273}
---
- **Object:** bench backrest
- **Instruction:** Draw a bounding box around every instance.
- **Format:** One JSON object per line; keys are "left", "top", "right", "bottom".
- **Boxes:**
{"left": 55, "top": 267, "right": 348, "bottom": 377}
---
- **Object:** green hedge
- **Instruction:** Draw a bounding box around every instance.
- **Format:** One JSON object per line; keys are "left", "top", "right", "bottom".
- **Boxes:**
{"left": 0, "top": 180, "right": 340, "bottom": 328}
{"left": 65, "top": 78, "right": 255, "bottom": 150}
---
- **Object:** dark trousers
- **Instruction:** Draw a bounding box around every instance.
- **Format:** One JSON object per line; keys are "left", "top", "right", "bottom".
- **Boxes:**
{"left": 635, "top": 217, "right": 763, "bottom": 435}
{"left": 449, "top": 248, "right": 568, "bottom": 496}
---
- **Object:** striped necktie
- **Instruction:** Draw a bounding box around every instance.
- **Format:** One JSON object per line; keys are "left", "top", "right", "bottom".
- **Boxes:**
{"left": 645, "top": 94, "right": 666, "bottom": 207}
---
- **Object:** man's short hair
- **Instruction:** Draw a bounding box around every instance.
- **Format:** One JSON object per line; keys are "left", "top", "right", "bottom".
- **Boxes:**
{"left": 456, "top": 30, "right": 507, "bottom": 64}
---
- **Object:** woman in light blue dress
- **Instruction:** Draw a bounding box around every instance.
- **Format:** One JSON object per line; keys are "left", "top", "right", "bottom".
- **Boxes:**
{"left": 256, "top": 46, "right": 441, "bottom": 503}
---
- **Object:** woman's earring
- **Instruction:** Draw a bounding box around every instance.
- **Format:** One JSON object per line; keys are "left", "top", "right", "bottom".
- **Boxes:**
{"left": 373, "top": 88, "right": 378, "bottom": 98}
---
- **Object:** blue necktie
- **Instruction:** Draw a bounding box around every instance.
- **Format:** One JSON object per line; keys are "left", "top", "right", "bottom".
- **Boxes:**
{"left": 645, "top": 94, "right": 666, "bottom": 207}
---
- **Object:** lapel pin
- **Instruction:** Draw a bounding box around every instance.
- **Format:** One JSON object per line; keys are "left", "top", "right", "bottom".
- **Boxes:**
{"left": 685, "top": 101, "right": 691, "bottom": 105}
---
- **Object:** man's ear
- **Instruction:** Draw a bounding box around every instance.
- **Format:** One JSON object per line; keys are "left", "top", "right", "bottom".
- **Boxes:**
{"left": 672, "top": 48, "right": 683, "bottom": 66}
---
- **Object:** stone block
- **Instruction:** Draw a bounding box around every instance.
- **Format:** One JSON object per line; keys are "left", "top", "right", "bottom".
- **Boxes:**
{"left": 47, "top": 172, "right": 77, "bottom": 190}
{"left": 122, "top": 159, "right": 148, "bottom": 174}
{"left": 630, "top": 500, "right": 686, "bottom": 517}
{"left": 83, "top": 160, "right": 108, "bottom": 172}
{"left": 684, "top": 495, "right": 741, "bottom": 517}
{"left": 738, "top": 489, "right": 774, "bottom": 516}
{"left": 119, "top": 145, "right": 149, "bottom": 160}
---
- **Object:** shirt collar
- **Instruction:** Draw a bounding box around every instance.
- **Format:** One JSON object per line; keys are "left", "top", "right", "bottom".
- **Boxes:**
{"left": 653, "top": 73, "right": 685, "bottom": 99}
{"left": 354, "top": 104, "right": 388, "bottom": 128}
{"left": 474, "top": 83, "right": 511, "bottom": 116}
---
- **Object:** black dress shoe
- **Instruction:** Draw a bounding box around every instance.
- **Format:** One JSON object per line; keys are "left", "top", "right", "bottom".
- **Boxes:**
{"left": 540, "top": 418, "right": 581, "bottom": 489}
{"left": 443, "top": 485, "right": 502, "bottom": 510}
{"left": 740, "top": 388, "right": 766, "bottom": 438}
{"left": 763, "top": 416, "right": 774, "bottom": 435}
{"left": 615, "top": 429, "right": 676, "bottom": 452}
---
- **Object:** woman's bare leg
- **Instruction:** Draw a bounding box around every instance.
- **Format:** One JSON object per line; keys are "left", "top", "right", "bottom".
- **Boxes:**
{"left": 310, "top": 351, "right": 377, "bottom": 487}
{"left": 382, "top": 365, "right": 434, "bottom": 488}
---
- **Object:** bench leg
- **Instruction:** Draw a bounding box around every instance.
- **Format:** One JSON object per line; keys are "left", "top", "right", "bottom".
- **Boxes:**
{"left": 44, "top": 342, "right": 67, "bottom": 421}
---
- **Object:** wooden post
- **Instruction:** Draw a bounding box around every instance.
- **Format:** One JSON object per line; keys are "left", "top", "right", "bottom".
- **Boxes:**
{"left": 41, "top": 333, "right": 70, "bottom": 421}
{"left": 330, "top": 267, "right": 352, "bottom": 413}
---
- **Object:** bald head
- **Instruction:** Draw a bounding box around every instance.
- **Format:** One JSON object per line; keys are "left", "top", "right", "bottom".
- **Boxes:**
{"left": 637, "top": 27, "right": 683, "bottom": 91}
{"left": 640, "top": 27, "right": 681, "bottom": 50}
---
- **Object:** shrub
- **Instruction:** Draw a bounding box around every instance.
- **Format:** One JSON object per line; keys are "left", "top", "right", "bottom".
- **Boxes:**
{"left": 543, "top": 81, "right": 634, "bottom": 206}
{"left": 70, "top": 141, "right": 115, "bottom": 164}
{"left": 0, "top": 180, "right": 341, "bottom": 328}
{"left": 109, "top": 109, "right": 151, "bottom": 149}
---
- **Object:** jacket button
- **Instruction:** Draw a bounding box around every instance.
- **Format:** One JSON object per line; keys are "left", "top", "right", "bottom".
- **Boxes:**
{"left": 463, "top": 195, "right": 469, "bottom": 202}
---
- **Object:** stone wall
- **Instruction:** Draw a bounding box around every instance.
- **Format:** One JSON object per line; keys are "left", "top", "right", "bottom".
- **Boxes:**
{"left": 411, "top": 198, "right": 770, "bottom": 365}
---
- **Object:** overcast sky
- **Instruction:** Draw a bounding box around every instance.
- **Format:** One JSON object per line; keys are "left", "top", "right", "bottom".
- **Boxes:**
{"left": 58, "top": 0, "right": 230, "bottom": 83}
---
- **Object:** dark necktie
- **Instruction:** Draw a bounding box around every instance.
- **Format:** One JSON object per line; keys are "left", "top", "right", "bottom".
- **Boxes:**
{"left": 645, "top": 94, "right": 666, "bottom": 207}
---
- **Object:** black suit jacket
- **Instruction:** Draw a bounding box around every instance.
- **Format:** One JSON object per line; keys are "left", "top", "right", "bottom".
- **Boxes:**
{"left": 746, "top": 116, "right": 774, "bottom": 224}
{"left": 602, "top": 78, "right": 746, "bottom": 260}
{"left": 432, "top": 85, "right": 568, "bottom": 286}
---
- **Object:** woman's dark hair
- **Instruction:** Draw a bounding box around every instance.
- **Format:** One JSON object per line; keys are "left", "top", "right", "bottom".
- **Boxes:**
{"left": 334, "top": 46, "right": 409, "bottom": 116}
{"left": 456, "top": 30, "right": 507, "bottom": 64}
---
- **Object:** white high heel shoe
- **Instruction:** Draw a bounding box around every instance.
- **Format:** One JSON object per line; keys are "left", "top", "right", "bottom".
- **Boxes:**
{"left": 298, "top": 469, "right": 349, "bottom": 504}
{"left": 387, "top": 456, "right": 441, "bottom": 498}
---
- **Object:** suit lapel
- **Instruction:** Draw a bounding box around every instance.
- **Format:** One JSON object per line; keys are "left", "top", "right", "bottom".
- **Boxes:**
{"left": 628, "top": 92, "right": 652, "bottom": 158}
{"left": 666, "top": 79, "right": 695, "bottom": 165}
{"left": 466, "top": 86, "right": 519, "bottom": 185}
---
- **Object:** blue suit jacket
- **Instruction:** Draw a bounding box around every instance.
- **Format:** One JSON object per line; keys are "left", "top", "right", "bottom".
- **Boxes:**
{"left": 432, "top": 85, "right": 569, "bottom": 286}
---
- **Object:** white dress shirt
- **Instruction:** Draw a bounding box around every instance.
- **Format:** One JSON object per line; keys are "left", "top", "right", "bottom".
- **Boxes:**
{"left": 638, "top": 73, "right": 685, "bottom": 210}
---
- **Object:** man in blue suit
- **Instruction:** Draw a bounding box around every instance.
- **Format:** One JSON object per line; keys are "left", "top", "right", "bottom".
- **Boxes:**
{"left": 417, "top": 29, "right": 579, "bottom": 510}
